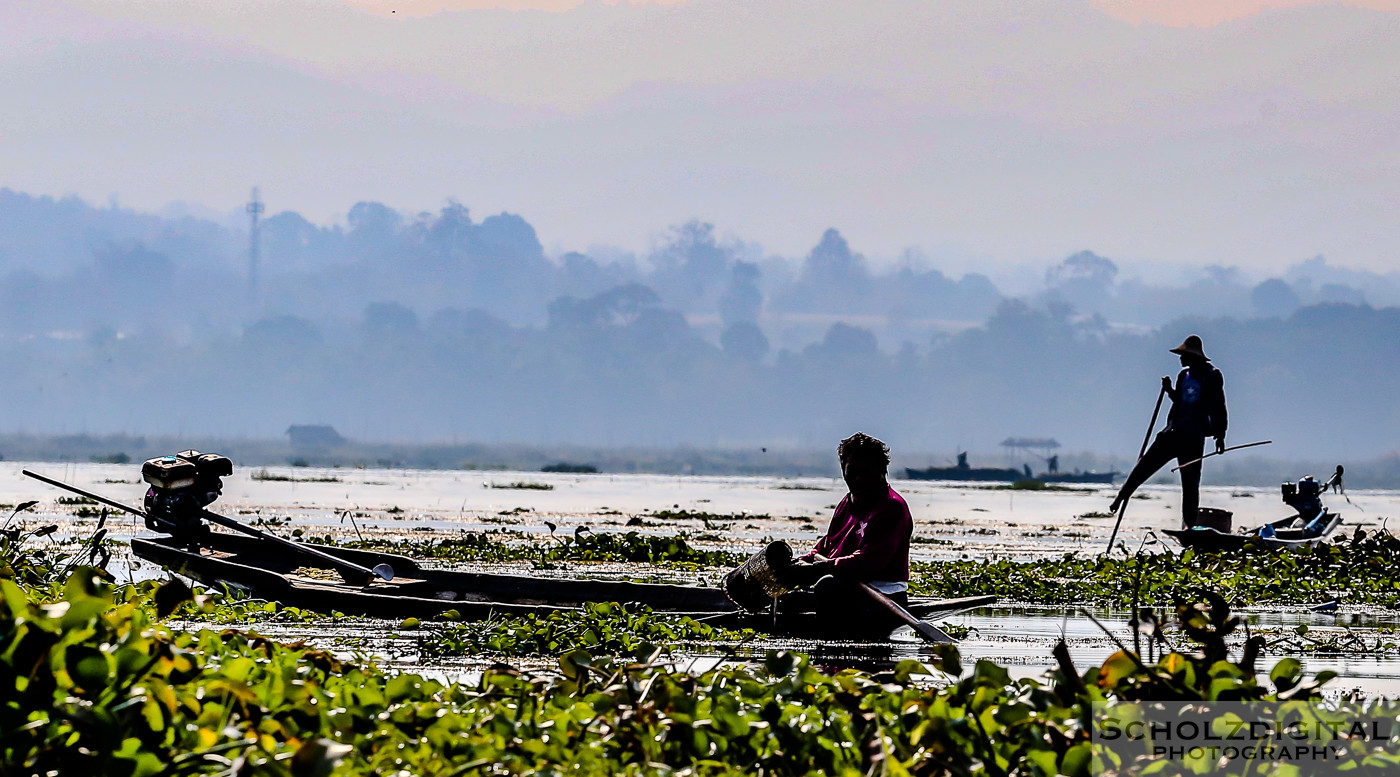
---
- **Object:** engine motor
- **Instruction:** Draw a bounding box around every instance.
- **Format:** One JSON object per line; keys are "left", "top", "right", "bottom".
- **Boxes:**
{"left": 142, "top": 450, "right": 233, "bottom": 541}
{"left": 1281, "top": 475, "right": 1324, "bottom": 521}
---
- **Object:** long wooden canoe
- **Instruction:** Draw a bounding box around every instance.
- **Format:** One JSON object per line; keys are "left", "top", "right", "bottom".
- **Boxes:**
{"left": 1162, "top": 513, "right": 1342, "bottom": 553}
{"left": 131, "top": 533, "right": 995, "bottom": 638}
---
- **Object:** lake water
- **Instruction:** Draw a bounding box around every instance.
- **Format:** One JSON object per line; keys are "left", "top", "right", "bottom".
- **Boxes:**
{"left": 10, "top": 460, "right": 1400, "bottom": 694}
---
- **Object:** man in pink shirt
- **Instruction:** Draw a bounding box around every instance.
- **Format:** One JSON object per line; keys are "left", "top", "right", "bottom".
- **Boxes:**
{"left": 784, "top": 432, "right": 913, "bottom": 632}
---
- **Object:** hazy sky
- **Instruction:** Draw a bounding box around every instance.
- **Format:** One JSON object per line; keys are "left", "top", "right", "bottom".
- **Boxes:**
{"left": 3, "top": 0, "right": 1398, "bottom": 269}
{"left": 343, "top": 0, "right": 1400, "bottom": 25}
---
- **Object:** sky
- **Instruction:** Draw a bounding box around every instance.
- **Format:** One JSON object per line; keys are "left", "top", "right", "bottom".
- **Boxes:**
{"left": 2, "top": 0, "right": 1398, "bottom": 270}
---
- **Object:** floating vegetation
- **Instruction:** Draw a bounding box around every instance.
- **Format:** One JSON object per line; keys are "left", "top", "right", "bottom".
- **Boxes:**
{"left": 1, "top": 553, "right": 1379, "bottom": 777}
{"left": 986, "top": 480, "right": 1094, "bottom": 492}
{"left": 650, "top": 509, "right": 771, "bottom": 523}
{"left": 488, "top": 481, "right": 554, "bottom": 490}
{"left": 251, "top": 468, "right": 342, "bottom": 483}
{"left": 423, "top": 602, "right": 750, "bottom": 658}
{"left": 5, "top": 498, "right": 1400, "bottom": 776}
{"left": 339, "top": 528, "right": 746, "bottom": 568}
{"left": 912, "top": 529, "right": 1400, "bottom": 608}
{"left": 56, "top": 496, "right": 97, "bottom": 506}
{"left": 773, "top": 483, "right": 827, "bottom": 491}
{"left": 1258, "top": 624, "right": 1400, "bottom": 656}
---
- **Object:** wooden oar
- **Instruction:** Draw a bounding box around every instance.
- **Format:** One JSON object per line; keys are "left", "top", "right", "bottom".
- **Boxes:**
{"left": 22, "top": 469, "right": 393, "bottom": 584}
{"left": 1169, "top": 440, "right": 1272, "bottom": 473}
{"left": 812, "top": 554, "right": 954, "bottom": 643}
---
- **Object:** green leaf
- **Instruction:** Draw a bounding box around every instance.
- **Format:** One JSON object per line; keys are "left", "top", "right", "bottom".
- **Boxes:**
{"left": 1270, "top": 658, "right": 1303, "bottom": 690}
{"left": 153, "top": 576, "right": 194, "bottom": 620}
{"left": 290, "top": 738, "right": 353, "bottom": 777}
{"left": 65, "top": 645, "right": 113, "bottom": 692}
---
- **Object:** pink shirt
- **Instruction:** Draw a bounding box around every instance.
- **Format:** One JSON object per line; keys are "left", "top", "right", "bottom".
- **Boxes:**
{"left": 801, "top": 486, "right": 912, "bottom": 582}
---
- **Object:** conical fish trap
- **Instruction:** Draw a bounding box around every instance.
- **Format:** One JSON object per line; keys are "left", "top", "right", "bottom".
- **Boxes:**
{"left": 723, "top": 540, "right": 795, "bottom": 612}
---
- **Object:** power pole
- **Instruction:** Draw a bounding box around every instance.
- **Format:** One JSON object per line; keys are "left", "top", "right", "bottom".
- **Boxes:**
{"left": 247, "top": 187, "right": 264, "bottom": 299}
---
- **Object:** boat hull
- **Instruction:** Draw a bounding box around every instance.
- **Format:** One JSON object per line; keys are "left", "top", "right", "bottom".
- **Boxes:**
{"left": 904, "top": 466, "right": 1022, "bottom": 482}
{"left": 1163, "top": 513, "right": 1341, "bottom": 552}
{"left": 132, "top": 533, "right": 996, "bottom": 638}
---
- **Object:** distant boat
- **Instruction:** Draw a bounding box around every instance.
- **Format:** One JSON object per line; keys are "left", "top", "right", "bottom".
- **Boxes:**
{"left": 904, "top": 452, "right": 1023, "bottom": 482}
{"left": 1031, "top": 455, "right": 1116, "bottom": 484}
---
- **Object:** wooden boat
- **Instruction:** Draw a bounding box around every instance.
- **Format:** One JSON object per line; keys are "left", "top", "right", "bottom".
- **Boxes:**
{"left": 131, "top": 532, "right": 995, "bottom": 637}
{"left": 904, "top": 453, "right": 1023, "bottom": 482}
{"left": 1163, "top": 513, "right": 1342, "bottom": 553}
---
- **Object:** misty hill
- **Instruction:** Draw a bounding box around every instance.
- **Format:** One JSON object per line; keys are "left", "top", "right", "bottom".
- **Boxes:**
{"left": 0, "top": 188, "right": 1396, "bottom": 464}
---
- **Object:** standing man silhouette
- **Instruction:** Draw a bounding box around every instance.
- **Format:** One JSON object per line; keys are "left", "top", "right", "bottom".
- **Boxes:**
{"left": 1109, "top": 334, "right": 1228, "bottom": 527}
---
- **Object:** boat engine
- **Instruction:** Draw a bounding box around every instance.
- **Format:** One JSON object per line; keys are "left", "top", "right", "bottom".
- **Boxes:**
{"left": 1281, "top": 475, "right": 1324, "bottom": 520}
{"left": 141, "top": 450, "right": 233, "bottom": 541}
{"left": 1280, "top": 469, "right": 1343, "bottom": 536}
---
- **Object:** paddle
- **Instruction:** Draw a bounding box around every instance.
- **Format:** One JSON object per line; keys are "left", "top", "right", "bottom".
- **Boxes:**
{"left": 1105, "top": 383, "right": 1167, "bottom": 555}
{"left": 22, "top": 469, "right": 394, "bottom": 584}
{"left": 811, "top": 554, "right": 954, "bottom": 643}
{"left": 1169, "top": 440, "right": 1272, "bottom": 473}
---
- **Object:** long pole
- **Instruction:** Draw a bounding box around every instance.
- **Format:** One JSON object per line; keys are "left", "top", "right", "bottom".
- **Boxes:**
{"left": 22, "top": 469, "right": 393, "bottom": 583}
{"left": 1169, "top": 440, "right": 1273, "bottom": 473}
{"left": 1105, "top": 385, "right": 1167, "bottom": 555}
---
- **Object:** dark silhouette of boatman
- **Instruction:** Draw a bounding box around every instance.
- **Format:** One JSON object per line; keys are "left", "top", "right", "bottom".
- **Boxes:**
{"left": 783, "top": 432, "right": 912, "bottom": 633}
{"left": 1109, "top": 334, "right": 1228, "bottom": 527}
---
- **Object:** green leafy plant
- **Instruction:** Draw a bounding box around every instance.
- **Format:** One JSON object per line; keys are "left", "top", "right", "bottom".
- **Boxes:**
{"left": 424, "top": 601, "right": 751, "bottom": 658}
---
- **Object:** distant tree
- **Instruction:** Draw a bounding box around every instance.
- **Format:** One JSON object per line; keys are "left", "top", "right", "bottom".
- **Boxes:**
{"left": 262, "top": 211, "right": 339, "bottom": 268}
{"left": 347, "top": 202, "right": 403, "bottom": 243}
{"left": 1252, "top": 278, "right": 1302, "bottom": 318}
{"left": 718, "top": 261, "right": 763, "bottom": 326}
{"left": 428, "top": 307, "right": 512, "bottom": 341}
{"left": 558, "top": 252, "right": 620, "bottom": 299}
{"left": 649, "top": 220, "right": 731, "bottom": 309}
{"left": 808, "top": 322, "right": 879, "bottom": 360}
{"left": 548, "top": 284, "right": 661, "bottom": 332}
{"left": 94, "top": 242, "right": 173, "bottom": 286}
{"left": 802, "top": 228, "right": 866, "bottom": 288}
{"left": 244, "top": 315, "right": 324, "bottom": 352}
{"left": 721, "top": 321, "right": 770, "bottom": 362}
{"left": 773, "top": 228, "right": 872, "bottom": 314}
{"left": 1046, "top": 250, "right": 1118, "bottom": 287}
{"left": 423, "top": 201, "right": 472, "bottom": 259}
{"left": 469, "top": 212, "right": 551, "bottom": 299}
{"left": 475, "top": 213, "right": 544, "bottom": 262}
{"left": 1317, "top": 283, "right": 1365, "bottom": 305}
{"left": 1042, "top": 250, "right": 1118, "bottom": 317}
{"left": 362, "top": 302, "right": 420, "bottom": 341}
{"left": 625, "top": 308, "right": 696, "bottom": 353}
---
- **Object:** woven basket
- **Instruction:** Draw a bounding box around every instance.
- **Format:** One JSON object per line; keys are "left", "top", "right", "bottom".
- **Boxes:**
{"left": 722, "top": 540, "right": 795, "bottom": 612}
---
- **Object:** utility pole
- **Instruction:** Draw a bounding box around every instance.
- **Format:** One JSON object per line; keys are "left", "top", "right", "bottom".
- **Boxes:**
{"left": 246, "top": 187, "right": 264, "bottom": 299}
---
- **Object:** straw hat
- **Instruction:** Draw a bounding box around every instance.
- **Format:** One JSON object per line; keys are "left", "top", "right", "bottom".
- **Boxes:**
{"left": 1169, "top": 334, "right": 1210, "bottom": 361}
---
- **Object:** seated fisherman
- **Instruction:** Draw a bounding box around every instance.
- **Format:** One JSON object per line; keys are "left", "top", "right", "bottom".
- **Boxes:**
{"left": 783, "top": 432, "right": 913, "bottom": 631}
